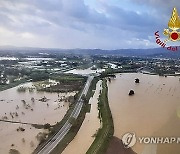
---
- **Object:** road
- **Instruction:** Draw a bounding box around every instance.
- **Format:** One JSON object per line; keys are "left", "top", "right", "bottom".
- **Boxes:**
{"left": 35, "top": 75, "right": 94, "bottom": 154}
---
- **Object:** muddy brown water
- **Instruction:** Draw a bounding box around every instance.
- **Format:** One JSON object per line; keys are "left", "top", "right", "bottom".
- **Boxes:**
{"left": 0, "top": 82, "right": 76, "bottom": 154}
{"left": 108, "top": 73, "right": 180, "bottom": 154}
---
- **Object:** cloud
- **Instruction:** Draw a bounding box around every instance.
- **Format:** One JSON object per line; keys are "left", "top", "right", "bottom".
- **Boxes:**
{"left": 0, "top": 0, "right": 172, "bottom": 49}
{"left": 132, "top": 0, "right": 180, "bottom": 10}
{"left": 21, "top": 32, "right": 35, "bottom": 39}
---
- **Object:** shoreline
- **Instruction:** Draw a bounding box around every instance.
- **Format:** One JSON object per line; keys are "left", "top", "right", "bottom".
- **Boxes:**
{"left": 87, "top": 79, "right": 114, "bottom": 154}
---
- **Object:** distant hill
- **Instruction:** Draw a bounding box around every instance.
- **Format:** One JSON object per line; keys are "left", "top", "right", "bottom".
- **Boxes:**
{"left": 0, "top": 46, "right": 179, "bottom": 58}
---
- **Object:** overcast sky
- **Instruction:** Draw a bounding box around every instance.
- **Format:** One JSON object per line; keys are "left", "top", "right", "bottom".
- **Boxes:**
{"left": 0, "top": 0, "right": 179, "bottom": 49}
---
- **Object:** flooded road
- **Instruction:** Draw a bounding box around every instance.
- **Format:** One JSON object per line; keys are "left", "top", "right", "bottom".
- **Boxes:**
{"left": 108, "top": 73, "right": 180, "bottom": 154}
{"left": 0, "top": 82, "right": 76, "bottom": 154}
{"left": 62, "top": 81, "right": 102, "bottom": 154}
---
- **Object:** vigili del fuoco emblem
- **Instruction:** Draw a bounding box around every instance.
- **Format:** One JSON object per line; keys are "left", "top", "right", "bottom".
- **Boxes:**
{"left": 155, "top": 7, "right": 180, "bottom": 52}
{"left": 163, "top": 7, "right": 180, "bottom": 42}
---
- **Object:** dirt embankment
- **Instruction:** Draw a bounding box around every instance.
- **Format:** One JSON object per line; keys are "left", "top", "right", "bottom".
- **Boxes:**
{"left": 105, "top": 136, "right": 137, "bottom": 154}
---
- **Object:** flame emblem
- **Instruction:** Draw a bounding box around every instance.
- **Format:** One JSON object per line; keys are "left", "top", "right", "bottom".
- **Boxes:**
{"left": 163, "top": 7, "right": 180, "bottom": 42}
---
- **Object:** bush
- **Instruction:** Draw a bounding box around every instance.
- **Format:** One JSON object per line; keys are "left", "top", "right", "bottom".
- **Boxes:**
{"left": 30, "top": 71, "right": 49, "bottom": 82}
{"left": 129, "top": 90, "right": 135, "bottom": 96}
{"left": 9, "top": 149, "right": 20, "bottom": 154}
{"left": 43, "top": 123, "right": 51, "bottom": 129}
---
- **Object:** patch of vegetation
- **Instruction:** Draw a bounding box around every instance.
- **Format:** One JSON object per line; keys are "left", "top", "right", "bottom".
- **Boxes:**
{"left": 31, "top": 123, "right": 52, "bottom": 129}
{"left": 86, "top": 77, "right": 99, "bottom": 100}
{"left": 100, "top": 68, "right": 136, "bottom": 78}
{"left": 0, "top": 79, "right": 27, "bottom": 92}
{"left": 36, "top": 132, "right": 48, "bottom": 143}
{"left": 129, "top": 90, "right": 135, "bottom": 96}
{"left": 35, "top": 74, "right": 87, "bottom": 93}
{"left": 16, "top": 127, "right": 25, "bottom": 132}
{"left": 29, "top": 70, "right": 49, "bottom": 82}
{"left": 9, "top": 149, "right": 20, "bottom": 154}
{"left": 86, "top": 79, "right": 114, "bottom": 154}
{"left": 52, "top": 75, "right": 86, "bottom": 82}
{"left": 17, "top": 86, "right": 27, "bottom": 92}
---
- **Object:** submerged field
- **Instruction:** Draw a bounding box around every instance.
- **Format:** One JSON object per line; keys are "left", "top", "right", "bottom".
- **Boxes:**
{"left": 0, "top": 77, "right": 81, "bottom": 154}
{"left": 108, "top": 73, "right": 180, "bottom": 154}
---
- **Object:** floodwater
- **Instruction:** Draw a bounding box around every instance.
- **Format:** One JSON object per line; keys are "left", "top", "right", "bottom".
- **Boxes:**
{"left": 108, "top": 73, "right": 180, "bottom": 154}
{"left": 0, "top": 123, "right": 43, "bottom": 154}
{"left": 0, "top": 82, "right": 76, "bottom": 154}
{"left": 62, "top": 81, "right": 102, "bottom": 154}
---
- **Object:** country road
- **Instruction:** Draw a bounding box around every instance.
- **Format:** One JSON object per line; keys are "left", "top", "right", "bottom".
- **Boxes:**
{"left": 35, "top": 75, "right": 94, "bottom": 154}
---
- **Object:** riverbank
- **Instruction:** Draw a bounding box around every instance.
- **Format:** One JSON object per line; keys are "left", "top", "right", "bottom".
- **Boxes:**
{"left": 86, "top": 79, "right": 114, "bottom": 154}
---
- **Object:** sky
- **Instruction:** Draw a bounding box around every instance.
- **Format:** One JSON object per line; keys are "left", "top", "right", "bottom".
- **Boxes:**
{"left": 0, "top": 0, "right": 179, "bottom": 49}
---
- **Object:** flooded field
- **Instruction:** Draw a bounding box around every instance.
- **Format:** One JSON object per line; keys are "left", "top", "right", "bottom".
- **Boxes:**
{"left": 108, "top": 73, "right": 180, "bottom": 154}
{"left": 62, "top": 81, "right": 102, "bottom": 154}
{"left": 0, "top": 82, "right": 76, "bottom": 154}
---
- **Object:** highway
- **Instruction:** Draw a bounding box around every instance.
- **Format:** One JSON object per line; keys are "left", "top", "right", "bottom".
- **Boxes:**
{"left": 35, "top": 75, "right": 94, "bottom": 154}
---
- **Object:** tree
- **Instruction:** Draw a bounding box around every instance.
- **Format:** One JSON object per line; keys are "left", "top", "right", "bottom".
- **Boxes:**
{"left": 129, "top": 90, "right": 135, "bottom": 96}
{"left": 82, "top": 94, "right": 87, "bottom": 103}
{"left": 135, "top": 78, "right": 140, "bottom": 83}
{"left": 43, "top": 123, "right": 51, "bottom": 129}
{"left": 29, "top": 71, "right": 49, "bottom": 82}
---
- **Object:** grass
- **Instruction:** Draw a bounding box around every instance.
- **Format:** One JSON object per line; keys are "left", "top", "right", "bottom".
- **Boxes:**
{"left": 86, "top": 79, "right": 114, "bottom": 154}
{"left": 100, "top": 69, "right": 136, "bottom": 78}
{"left": 0, "top": 79, "right": 27, "bottom": 92}
{"left": 51, "top": 74, "right": 87, "bottom": 82}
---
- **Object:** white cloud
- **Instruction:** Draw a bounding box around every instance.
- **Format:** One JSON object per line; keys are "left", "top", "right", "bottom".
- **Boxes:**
{"left": 20, "top": 32, "right": 35, "bottom": 39}
{"left": 0, "top": 0, "right": 170, "bottom": 49}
